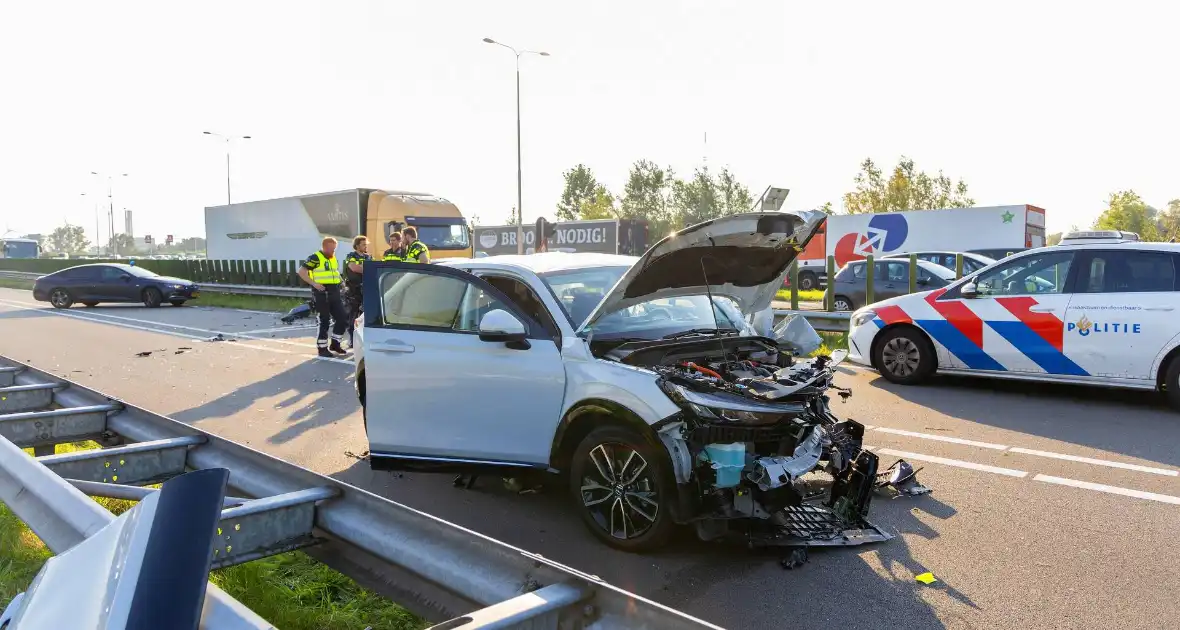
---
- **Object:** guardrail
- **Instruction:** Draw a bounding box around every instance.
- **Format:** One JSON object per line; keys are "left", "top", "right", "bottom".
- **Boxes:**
{"left": 771, "top": 309, "right": 850, "bottom": 333}
{"left": 0, "top": 357, "right": 721, "bottom": 629}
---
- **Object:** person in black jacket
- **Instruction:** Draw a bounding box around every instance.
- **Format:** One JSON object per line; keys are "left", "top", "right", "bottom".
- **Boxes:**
{"left": 343, "top": 235, "right": 370, "bottom": 347}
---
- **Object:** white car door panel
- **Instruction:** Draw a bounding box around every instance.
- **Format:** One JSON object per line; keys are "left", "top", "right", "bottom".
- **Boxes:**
{"left": 362, "top": 262, "right": 566, "bottom": 467}
{"left": 1065, "top": 250, "right": 1179, "bottom": 380}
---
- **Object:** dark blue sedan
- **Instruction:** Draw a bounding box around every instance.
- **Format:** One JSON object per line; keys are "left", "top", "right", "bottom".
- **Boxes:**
{"left": 32, "top": 263, "right": 200, "bottom": 309}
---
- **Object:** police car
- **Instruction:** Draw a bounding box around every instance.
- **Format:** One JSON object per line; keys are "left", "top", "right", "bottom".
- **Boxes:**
{"left": 846, "top": 231, "right": 1180, "bottom": 409}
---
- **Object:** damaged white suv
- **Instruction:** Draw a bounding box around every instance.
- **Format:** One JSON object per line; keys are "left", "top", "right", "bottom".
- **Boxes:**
{"left": 354, "top": 211, "right": 890, "bottom": 552}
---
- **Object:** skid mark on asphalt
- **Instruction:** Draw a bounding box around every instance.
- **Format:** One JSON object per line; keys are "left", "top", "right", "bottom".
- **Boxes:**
{"left": 0, "top": 299, "right": 353, "bottom": 366}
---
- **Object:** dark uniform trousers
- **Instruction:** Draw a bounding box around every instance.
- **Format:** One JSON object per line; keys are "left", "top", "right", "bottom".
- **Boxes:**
{"left": 344, "top": 281, "right": 363, "bottom": 345}
{"left": 314, "top": 285, "right": 348, "bottom": 349}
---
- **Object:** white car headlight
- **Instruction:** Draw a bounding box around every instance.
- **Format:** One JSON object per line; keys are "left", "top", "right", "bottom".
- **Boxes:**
{"left": 852, "top": 309, "right": 877, "bottom": 327}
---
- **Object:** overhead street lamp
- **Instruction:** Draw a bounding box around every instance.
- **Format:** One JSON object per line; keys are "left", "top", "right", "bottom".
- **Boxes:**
{"left": 203, "top": 131, "right": 251, "bottom": 205}
{"left": 80, "top": 192, "right": 101, "bottom": 256}
{"left": 91, "top": 172, "right": 128, "bottom": 257}
{"left": 483, "top": 37, "right": 550, "bottom": 254}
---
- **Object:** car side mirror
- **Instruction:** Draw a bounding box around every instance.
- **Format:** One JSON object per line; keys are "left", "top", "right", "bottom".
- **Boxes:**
{"left": 121, "top": 274, "right": 132, "bottom": 281}
{"left": 478, "top": 309, "right": 530, "bottom": 348}
{"left": 916, "top": 277, "right": 929, "bottom": 286}
{"left": 960, "top": 282, "right": 979, "bottom": 298}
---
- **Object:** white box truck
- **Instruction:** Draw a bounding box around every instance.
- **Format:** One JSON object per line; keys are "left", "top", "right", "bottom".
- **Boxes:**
{"left": 792, "top": 204, "right": 1046, "bottom": 290}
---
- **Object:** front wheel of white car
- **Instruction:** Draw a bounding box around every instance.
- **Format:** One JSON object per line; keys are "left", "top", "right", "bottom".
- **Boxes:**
{"left": 569, "top": 426, "right": 674, "bottom": 553}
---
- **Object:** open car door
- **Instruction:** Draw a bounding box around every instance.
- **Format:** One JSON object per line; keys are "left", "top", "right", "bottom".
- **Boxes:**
{"left": 361, "top": 261, "right": 567, "bottom": 471}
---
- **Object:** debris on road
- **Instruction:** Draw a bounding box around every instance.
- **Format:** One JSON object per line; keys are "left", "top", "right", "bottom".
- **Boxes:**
{"left": 875, "top": 460, "right": 933, "bottom": 497}
{"left": 204, "top": 333, "right": 238, "bottom": 343}
{"left": 915, "top": 572, "right": 938, "bottom": 585}
{"left": 780, "top": 548, "right": 809, "bottom": 570}
{"left": 134, "top": 351, "right": 152, "bottom": 358}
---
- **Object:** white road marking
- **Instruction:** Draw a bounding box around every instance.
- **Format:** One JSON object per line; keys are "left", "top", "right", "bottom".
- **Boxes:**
{"left": 1011, "top": 447, "right": 1178, "bottom": 477}
{"left": 872, "top": 426, "right": 1008, "bottom": 450}
{"left": 876, "top": 447, "right": 1029, "bottom": 478}
{"left": 1033, "top": 474, "right": 1180, "bottom": 506}
{"left": 0, "top": 299, "right": 352, "bottom": 367}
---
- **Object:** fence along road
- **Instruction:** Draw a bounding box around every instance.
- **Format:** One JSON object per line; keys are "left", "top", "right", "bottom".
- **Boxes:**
{"left": 0, "top": 356, "right": 721, "bottom": 629}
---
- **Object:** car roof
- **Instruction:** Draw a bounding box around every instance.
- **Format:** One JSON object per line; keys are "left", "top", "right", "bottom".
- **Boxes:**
{"left": 1050, "top": 241, "right": 1180, "bottom": 252}
{"left": 442, "top": 252, "right": 638, "bottom": 275}
{"left": 882, "top": 251, "right": 993, "bottom": 261}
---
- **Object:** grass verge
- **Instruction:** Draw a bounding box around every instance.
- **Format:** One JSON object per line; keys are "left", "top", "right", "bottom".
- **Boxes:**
{"left": 813, "top": 331, "right": 849, "bottom": 357}
{"left": 0, "top": 278, "right": 34, "bottom": 291}
{"left": 775, "top": 288, "right": 825, "bottom": 303}
{"left": 1, "top": 441, "right": 421, "bottom": 630}
{"left": 193, "top": 292, "right": 307, "bottom": 313}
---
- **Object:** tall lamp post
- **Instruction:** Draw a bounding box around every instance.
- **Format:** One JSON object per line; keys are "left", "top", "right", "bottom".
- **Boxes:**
{"left": 482, "top": 37, "right": 549, "bottom": 254}
{"left": 81, "top": 192, "right": 101, "bottom": 256}
{"left": 203, "top": 131, "right": 251, "bottom": 205}
{"left": 91, "top": 172, "right": 128, "bottom": 257}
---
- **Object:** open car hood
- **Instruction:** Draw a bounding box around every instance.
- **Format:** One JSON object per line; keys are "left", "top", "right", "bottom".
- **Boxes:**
{"left": 577, "top": 210, "right": 826, "bottom": 333}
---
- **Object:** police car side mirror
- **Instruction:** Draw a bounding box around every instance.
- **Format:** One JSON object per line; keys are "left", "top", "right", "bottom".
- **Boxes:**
{"left": 960, "top": 282, "right": 979, "bottom": 298}
{"left": 479, "top": 309, "right": 530, "bottom": 348}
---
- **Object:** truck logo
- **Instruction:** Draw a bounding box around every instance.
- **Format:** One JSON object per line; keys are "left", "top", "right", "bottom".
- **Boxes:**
{"left": 326, "top": 204, "right": 350, "bottom": 223}
{"left": 834, "top": 214, "right": 909, "bottom": 267}
{"left": 227, "top": 231, "right": 267, "bottom": 240}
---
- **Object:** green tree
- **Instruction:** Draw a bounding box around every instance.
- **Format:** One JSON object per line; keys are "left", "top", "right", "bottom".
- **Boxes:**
{"left": 578, "top": 186, "right": 618, "bottom": 220}
{"left": 556, "top": 164, "right": 600, "bottom": 221}
{"left": 669, "top": 166, "right": 753, "bottom": 227}
{"left": 106, "top": 233, "right": 137, "bottom": 256}
{"left": 842, "top": 156, "right": 974, "bottom": 214}
{"left": 1156, "top": 199, "right": 1180, "bottom": 242}
{"left": 47, "top": 224, "right": 90, "bottom": 254}
{"left": 1093, "top": 191, "right": 1159, "bottom": 240}
{"left": 621, "top": 160, "right": 676, "bottom": 234}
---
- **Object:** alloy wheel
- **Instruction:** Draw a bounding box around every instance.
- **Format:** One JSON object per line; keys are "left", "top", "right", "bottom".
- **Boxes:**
{"left": 50, "top": 289, "right": 70, "bottom": 308}
{"left": 579, "top": 442, "right": 660, "bottom": 540}
{"left": 882, "top": 337, "right": 921, "bottom": 378}
{"left": 834, "top": 298, "right": 853, "bottom": 312}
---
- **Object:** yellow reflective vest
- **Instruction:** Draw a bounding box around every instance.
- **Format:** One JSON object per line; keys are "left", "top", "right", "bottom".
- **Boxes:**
{"left": 309, "top": 251, "right": 342, "bottom": 284}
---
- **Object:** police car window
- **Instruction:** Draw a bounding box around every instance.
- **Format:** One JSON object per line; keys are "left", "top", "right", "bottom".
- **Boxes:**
{"left": 379, "top": 270, "right": 468, "bottom": 329}
{"left": 1082, "top": 251, "right": 1176, "bottom": 293}
{"left": 975, "top": 252, "right": 1074, "bottom": 296}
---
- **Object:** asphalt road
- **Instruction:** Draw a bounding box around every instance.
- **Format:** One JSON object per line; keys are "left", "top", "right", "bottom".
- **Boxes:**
{"left": 2, "top": 286, "right": 1177, "bottom": 629}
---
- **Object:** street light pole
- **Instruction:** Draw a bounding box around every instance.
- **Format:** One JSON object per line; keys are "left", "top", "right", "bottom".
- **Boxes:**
{"left": 483, "top": 37, "right": 549, "bottom": 254}
{"left": 203, "top": 131, "right": 251, "bottom": 205}
{"left": 81, "top": 192, "right": 100, "bottom": 256}
{"left": 91, "top": 172, "right": 127, "bottom": 257}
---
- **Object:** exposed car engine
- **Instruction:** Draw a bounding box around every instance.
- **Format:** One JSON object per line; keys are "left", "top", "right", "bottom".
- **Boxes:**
{"left": 627, "top": 322, "right": 891, "bottom": 548}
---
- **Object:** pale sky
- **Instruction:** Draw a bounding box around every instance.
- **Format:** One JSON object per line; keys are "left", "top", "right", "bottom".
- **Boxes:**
{"left": 1, "top": 0, "right": 1176, "bottom": 243}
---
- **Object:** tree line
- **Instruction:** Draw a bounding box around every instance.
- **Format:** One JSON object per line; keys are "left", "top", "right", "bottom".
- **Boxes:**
{"left": 31, "top": 225, "right": 206, "bottom": 256}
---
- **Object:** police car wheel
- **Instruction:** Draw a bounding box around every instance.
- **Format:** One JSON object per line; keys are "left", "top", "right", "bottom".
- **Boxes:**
{"left": 569, "top": 426, "right": 674, "bottom": 552}
{"left": 1164, "top": 359, "right": 1180, "bottom": 412}
{"left": 874, "top": 327, "right": 935, "bottom": 385}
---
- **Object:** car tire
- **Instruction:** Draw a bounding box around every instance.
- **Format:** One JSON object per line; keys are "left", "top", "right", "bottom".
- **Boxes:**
{"left": 1164, "top": 358, "right": 1180, "bottom": 412}
{"left": 833, "top": 295, "right": 855, "bottom": 312}
{"left": 142, "top": 287, "right": 163, "bottom": 308}
{"left": 169, "top": 300, "right": 186, "bottom": 307}
{"left": 873, "top": 326, "right": 936, "bottom": 385}
{"left": 569, "top": 425, "right": 674, "bottom": 552}
{"left": 82, "top": 301, "right": 99, "bottom": 308}
{"left": 49, "top": 289, "right": 73, "bottom": 309}
{"left": 798, "top": 271, "right": 818, "bottom": 292}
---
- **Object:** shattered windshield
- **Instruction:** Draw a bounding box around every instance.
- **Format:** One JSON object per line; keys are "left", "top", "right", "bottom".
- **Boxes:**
{"left": 540, "top": 266, "right": 744, "bottom": 339}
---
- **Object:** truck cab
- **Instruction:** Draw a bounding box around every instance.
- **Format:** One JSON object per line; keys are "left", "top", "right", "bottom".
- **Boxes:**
{"left": 364, "top": 190, "right": 473, "bottom": 259}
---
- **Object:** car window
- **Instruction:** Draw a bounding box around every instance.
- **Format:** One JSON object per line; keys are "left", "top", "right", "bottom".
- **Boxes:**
{"left": 884, "top": 262, "right": 907, "bottom": 282}
{"left": 1080, "top": 250, "right": 1176, "bottom": 293}
{"left": 539, "top": 266, "right": 629, "bottom": 327}
{"left": 98, "top": 266, "right": 127, "bottom": 281}
{"left": 379, "top": 270, "right": 469, "bottom": 329}
{"left": 835, "top": 263, "right": 861, "bottom": 282}
{"left": 975, "top": 252, "right": 1074, "bottom": 296}
{"left": 848, "top": 263, "right": 867, "bottom": 280}
{"left": 453, "top": 283, "right": 525, "bottom": 333}
{"left": 482, "top": 275, "right": 559, "bottom": 336}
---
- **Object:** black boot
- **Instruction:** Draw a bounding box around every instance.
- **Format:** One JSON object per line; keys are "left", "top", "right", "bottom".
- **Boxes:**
{"left": 318, "top": 347, "right": 333, "bottom": 358}
{"left": 329, "top": 340, "right": 347, "bottom": 355}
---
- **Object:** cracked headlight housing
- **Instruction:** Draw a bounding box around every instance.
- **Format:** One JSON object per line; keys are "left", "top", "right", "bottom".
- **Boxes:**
{"left": 851, "top": 309, "right": 877, "bottom": 327}
{"left": 658, "top": 379, "right": 801, "bottom": 426}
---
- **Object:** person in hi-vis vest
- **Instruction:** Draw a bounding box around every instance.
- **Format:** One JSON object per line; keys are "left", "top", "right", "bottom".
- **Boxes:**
{"left": 297, "top": 237, "right": 349, "bottom": 357}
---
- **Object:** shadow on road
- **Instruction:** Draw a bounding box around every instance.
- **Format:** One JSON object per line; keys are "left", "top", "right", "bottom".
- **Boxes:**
{"left": 866, "top": 372, "right": 1180, "bottom": 468}
{"left": 330, "top": 456, "right": 971, "bottom": 629}
{"left": 171, "top": 360, "right": 357, "bottom": 446}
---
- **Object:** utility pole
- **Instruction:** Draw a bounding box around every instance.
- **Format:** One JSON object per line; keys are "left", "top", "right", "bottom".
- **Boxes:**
{"left": 483, "top": 38, "right": 550, "bottom": 254}
{"left": 91, "top": 172, "right": 127, "bottom": 257}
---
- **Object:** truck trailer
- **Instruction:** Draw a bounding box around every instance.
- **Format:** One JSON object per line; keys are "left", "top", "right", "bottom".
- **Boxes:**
{"left": 793, "top": 204, "right": 1046, "bottom": 290}
{"left": 205, "top": 189, "right": 473, "bottom": 261}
